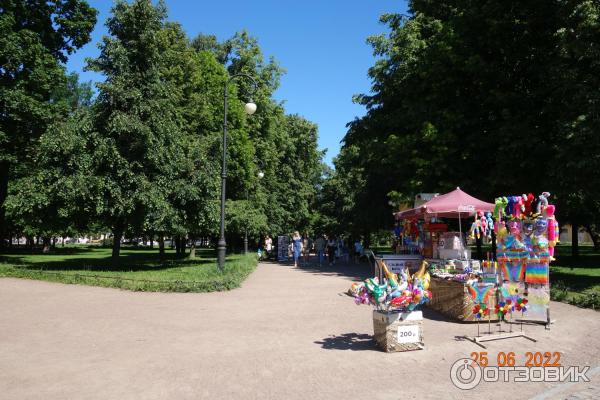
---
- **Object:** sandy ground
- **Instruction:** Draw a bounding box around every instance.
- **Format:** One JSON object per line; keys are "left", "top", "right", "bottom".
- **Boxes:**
{"left": 1, "top": 261, "right": 599, "bottom": 400}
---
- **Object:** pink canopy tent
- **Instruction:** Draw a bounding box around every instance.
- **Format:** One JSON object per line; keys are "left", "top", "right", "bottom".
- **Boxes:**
{"left": 394, "top": 187, "right": 494, "bottom": 220}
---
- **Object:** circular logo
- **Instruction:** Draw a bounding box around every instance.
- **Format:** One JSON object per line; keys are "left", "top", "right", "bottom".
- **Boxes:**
{"left": 450, "top": 358, "right": 482, "bottom": 390}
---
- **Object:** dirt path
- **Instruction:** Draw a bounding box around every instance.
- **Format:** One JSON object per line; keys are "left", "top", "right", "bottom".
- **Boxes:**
{"left": 1, "top": 262, "right": 599, "bottom": 400}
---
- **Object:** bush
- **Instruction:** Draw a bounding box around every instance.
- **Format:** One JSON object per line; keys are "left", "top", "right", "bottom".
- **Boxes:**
{"left": 570, "top": 290, "right": 600, "bottom": 310}
{"left": 550, "top": 280, "right": 569, "bottom": 302}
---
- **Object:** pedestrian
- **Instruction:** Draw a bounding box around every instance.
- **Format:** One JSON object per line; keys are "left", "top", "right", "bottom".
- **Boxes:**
{"left": 292, "top": 231, "right": 303, "bottom": 267}
{"left": 302, "top": 233, "right": 312, "bottom": 265}
{"left": 327, "top": 235, "right": 337, "bottom": 266}
{"left": 264, "top": 235, "right": 273, "bottom": 260}
{"left": 314, "top": 234, "right": 326, "bottom": 266}
{"left": 354, "top": 238, "right": 364, "bottom": 264}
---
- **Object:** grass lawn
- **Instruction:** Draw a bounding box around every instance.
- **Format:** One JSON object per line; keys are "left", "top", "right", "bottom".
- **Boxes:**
{"left": 549, "top": 245, "right": 600, "bottom": 308}
{"left": 0, "top": 246, "right": 258, "bottom": 292}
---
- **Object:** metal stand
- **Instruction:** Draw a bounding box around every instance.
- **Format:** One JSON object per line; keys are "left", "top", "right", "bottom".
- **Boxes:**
{"left": 464, "top": 311, "right": 536, "bottom": 349}
{"left": 464, "top": 332, "right": 537, "bottom": 349}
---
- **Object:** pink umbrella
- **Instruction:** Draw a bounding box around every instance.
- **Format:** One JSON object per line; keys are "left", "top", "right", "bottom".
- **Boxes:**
{"left": 395, "top": 187, "right": 494, "bottom": 220}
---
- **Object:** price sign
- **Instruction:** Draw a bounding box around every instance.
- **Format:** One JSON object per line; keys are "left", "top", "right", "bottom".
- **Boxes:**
{"left": 397, "top": 325, "right": 420, "bottom": 343}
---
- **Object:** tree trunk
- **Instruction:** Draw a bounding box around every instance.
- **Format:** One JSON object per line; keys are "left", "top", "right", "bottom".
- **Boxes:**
{"left": 572, "top": 222, "right": 579, "bottom": 258}
{"left": 175, "top": 237, "right": 181, "bottom": 254}
{"left": 0, "top": 161, "right": 9, "bottom": 247}
{"left": 62, "top": 236, "right": 66, "bottom": 247}
{"left": 158, "top": 236, "right": 165, "bottom": 258}
{"left": 585, "top": 225, "right": 600, "bottom": 251}
{"left": 179, "top": 236, "right": 186, "bottom": 256}
{"left": 112, "top": 229, "right": 123, "bottom": 267}
{"left": 42, "top": 237, "right": 51, "bottom": 253}
{"left": 149, "top": 232, "right": 154, "bottom": 249}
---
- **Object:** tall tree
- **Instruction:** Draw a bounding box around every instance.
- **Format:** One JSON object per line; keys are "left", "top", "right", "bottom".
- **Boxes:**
{"left": 328, "top": 0, "right": 600, "bottom": 239}
{"left": 0, "top": 0, "right": 97, "bottom": 242}
{"left": 85, "top": 0, "right": 188, "bottom": 264}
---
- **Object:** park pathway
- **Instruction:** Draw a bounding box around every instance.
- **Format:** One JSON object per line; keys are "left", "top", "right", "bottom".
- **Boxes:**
{"left": 1, "top": 261, "right": 599, "bottom": 400}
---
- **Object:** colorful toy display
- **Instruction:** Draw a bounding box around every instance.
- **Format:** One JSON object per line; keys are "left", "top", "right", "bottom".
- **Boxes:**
{"left": 495, "top": 192, "right": 555, "bottom": 323}
{"left": 348, "top": 261, "right": 432, "bottom": 311}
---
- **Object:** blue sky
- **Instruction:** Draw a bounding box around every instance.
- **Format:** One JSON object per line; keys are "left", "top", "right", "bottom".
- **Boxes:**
{"left": 66, "top": 0, "right": 409, "bottom": 166}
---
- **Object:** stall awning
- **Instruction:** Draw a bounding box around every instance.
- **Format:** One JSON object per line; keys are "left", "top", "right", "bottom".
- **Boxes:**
{"left": 394, "top": 187, "right": 494, "bottom": 219}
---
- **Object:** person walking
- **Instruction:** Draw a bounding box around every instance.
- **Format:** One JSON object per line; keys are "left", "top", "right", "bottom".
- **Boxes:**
{"left": 302, "top": 233, "right": 312, "bottom": 265}
{"left": 314, "top": 234, "right": 326, "bottom": 266}
{"left": 327, "top": 235, "right": 337, "bottom": 266}
{"left": 292, "top": 231, "right": 303, "bottom": 268}
{"left": 353, "top": 238, "right": 364, "bottom": 264}
{"left": 264, "top": 235, "right": 273, "bottom": 260}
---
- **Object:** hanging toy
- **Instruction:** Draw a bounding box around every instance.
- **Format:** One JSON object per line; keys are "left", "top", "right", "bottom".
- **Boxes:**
{"left": 506, "top": 196, "right": 515, "bottom": 217}
{"left": 479, "top": 211, "right": 488, "bottom": 238}
{"left": 514, "top": 196, "right": 524, "bottom": 219}
{"left": 545, "top": 205, "right": 558, "bottom": 260}
{"left": 531, "top": 196, "right": 541, "bottom": 218}
{"left": 523, "top": 193, "right": 534, "bottom": 216}
{"left": 485, "top": 212, "right": 494, "bottom": 239}
{"left": 469, "top": 214, "right": 481, "bottom": 240}
{"left": 537, "top": 192, "right": 550, "bottom": 215}
{"left": 494, "top": 197, "right": 508, "bottom": 232}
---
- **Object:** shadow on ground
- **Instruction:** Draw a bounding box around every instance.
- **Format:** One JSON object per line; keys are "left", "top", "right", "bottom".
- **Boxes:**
{"left": 314, "top": 333, "right": 378, "bottom": 351}
{"left": 274, "top": 259, "right": 374, "bottom": 282}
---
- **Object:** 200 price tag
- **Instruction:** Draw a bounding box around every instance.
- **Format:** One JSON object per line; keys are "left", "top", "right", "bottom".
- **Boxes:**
{"left": 397, "top": 325, "right": 420, "bottom": 343}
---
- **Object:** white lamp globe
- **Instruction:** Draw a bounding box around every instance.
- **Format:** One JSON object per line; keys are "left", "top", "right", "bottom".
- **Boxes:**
{"left": 257, "top": 171, "right": 265, "bottom": 179}
{"left": 244, "top": 102, "right": 257, "bottom": 115}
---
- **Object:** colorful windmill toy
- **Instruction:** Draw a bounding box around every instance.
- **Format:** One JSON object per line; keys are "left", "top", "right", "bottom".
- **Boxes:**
{"left": 515, "top": 297, "right": 528, "bottom": 312}
{"left": 494, "top": 301, "right": 512, "bottom": 317}
{"left": 472, "top": 303, "right": 490, "bottom": 319}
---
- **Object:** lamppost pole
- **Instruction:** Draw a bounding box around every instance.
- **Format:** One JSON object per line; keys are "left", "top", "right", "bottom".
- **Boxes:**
{"left": 218, "top": 73, "right": 258, "bottom": 271}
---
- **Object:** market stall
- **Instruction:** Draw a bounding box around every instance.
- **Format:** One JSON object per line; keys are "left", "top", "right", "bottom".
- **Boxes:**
{"left": 493, "top": 193, "right": 557, "bottom": 325}
{"left": 394, "top": 187, "right": 497, "bottom": 321}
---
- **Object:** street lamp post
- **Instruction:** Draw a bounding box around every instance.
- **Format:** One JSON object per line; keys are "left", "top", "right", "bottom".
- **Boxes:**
{"left": 218, "top": 73, "right": 258, "bottom": 271}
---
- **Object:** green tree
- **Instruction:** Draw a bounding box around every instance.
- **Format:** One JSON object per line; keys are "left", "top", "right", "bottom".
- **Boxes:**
{"left": 193, "top": 30, "right": 324, "bottom": 241}
{"left": 330, "top": 0, "right": 600, "bottom": 243}
{"left": 85, "top": 0, "right": 189, "bottom": 264}
{"left": 0, "top": 0, "right": 97, "bottom": 242}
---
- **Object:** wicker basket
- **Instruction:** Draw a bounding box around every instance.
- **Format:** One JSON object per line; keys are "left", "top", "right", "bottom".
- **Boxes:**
{"left": 428, "top": 277, "right": 499, "bottom": 321}
{"left": 372, "top": 310, "right": 424, "bottom": 352}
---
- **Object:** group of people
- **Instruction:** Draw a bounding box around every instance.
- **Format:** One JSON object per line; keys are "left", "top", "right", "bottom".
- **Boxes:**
{"left": 289, "top": 232, "right": 364, "bottom": 268}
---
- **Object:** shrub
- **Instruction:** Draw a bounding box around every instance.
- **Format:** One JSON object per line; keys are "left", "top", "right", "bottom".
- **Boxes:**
{"left": 550, "top": 280, "right": 569, "bottom": 302}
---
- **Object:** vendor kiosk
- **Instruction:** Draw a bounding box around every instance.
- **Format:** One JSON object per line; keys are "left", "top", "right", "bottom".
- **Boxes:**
{"left": 394, "top": 188, "right": 498, "bottom": 321}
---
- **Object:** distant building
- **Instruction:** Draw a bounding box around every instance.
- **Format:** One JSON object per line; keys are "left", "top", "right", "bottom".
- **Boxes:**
{"left": 559, "top": 224, "right": 593, "bottom": 245}
{"left": 414, "top": 193, "right": 439, "bottom": 208}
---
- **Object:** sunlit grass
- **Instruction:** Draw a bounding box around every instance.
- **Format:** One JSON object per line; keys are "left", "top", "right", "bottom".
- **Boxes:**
{"left": 0, "top": 246, "right": 258, "bottom": 292}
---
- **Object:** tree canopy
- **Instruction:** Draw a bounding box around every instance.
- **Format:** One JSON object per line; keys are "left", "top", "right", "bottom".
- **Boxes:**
{"left": 322, "top": 0, "right": 600, "bottom": 244}
{"left": 2, "top": 0, "right": 324, "bottom": 261}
